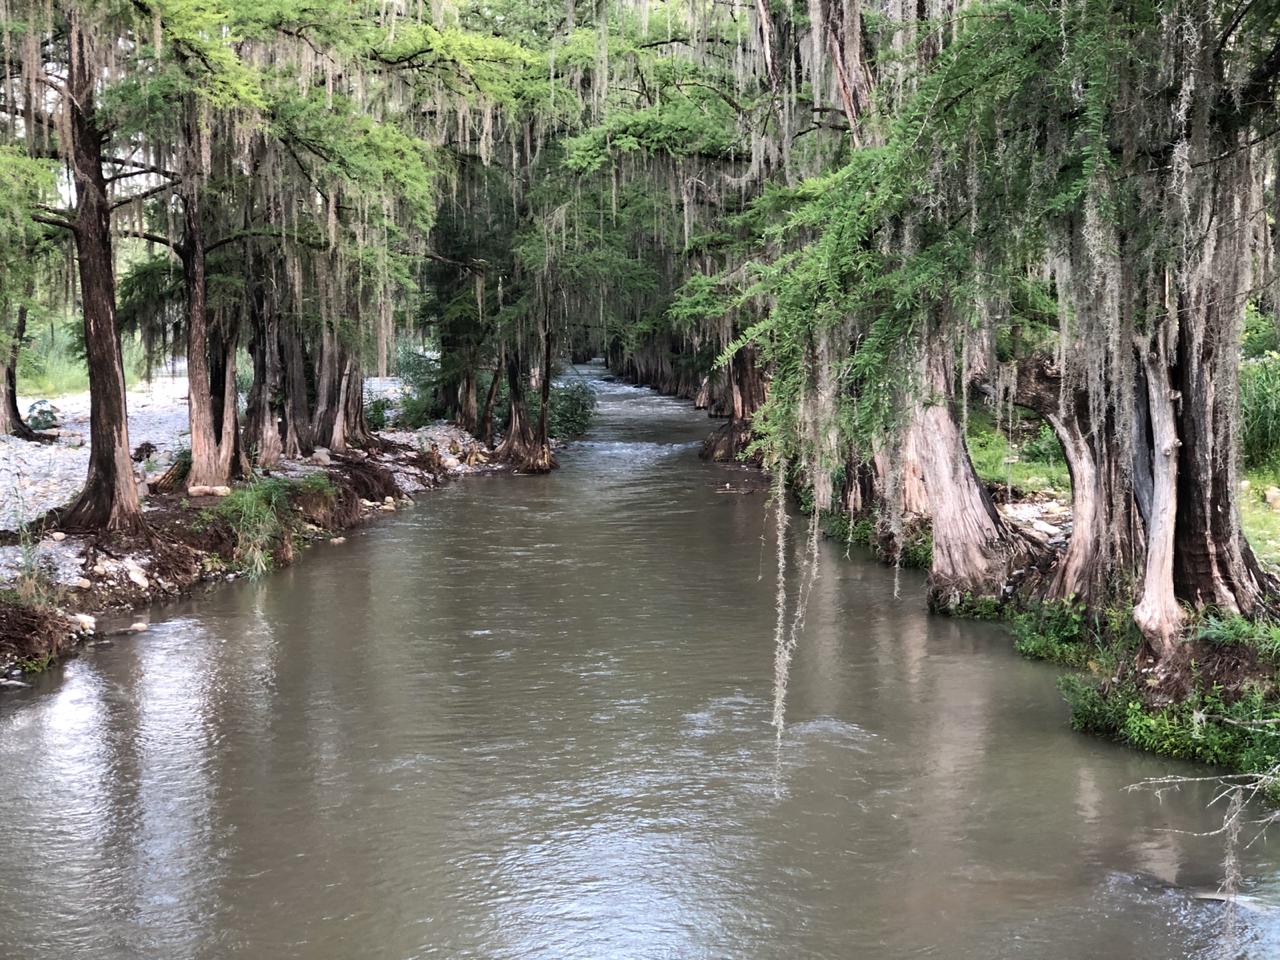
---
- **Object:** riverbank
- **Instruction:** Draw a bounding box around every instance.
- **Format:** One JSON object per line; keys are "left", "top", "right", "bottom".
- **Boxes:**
{"left": 0, "top": 375, "right": 502, "bottom": 680}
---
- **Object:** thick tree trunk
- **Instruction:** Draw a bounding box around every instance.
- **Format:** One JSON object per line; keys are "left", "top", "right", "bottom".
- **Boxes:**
{"left": 244, "top": 288, "right": 284, "bottom": 467}
{"left": 915, "top": 326, "right": 1028, "bottom": 610}
{"left": 494, "top": 354, "right": 541, "bottom": 469}
{"left": 456, "top": 366, "right": 478, "bottom": 435}
{"left": 1171, "top": 286, "right": 1272, "bottom": 616}
{"left": 181, "top": 178, "right": 227, "bottom": 489}
{"left": 478, "top": 356, "right": 502, "bottom": 448}
{"left": 701, "top": 346, "right": 767, "bottom": 462}
{"left": 1, "top": 305, "right": 37, "bottom": 440}
{"left": 57, "top": 18, "right": 145, "bottom": 533}
{"left": 997, "top": 355, "right": 1142, "bottom": 608}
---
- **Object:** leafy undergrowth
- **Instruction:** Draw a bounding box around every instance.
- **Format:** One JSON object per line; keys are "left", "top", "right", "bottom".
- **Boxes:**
{"left": 965, "top": 408, "right": 1071, "bottom": 499}
{"left": 191, "top": 474, "right": 339, "bottom": 579}
{"left": 1015, "top": 601, "right": 1280, "bottom": 782}
{"left": 821, "top": 509, "right": 933, "bottom": 569}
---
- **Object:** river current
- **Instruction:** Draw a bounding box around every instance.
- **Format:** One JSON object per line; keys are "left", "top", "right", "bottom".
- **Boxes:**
{"left": 2, "top": 367, "right": 1278, "bottom": 958}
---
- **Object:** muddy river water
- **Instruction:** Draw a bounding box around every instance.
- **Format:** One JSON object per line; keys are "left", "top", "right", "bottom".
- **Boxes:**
{"left": 2, "top": 369, "right": 1278, "bottom": 958}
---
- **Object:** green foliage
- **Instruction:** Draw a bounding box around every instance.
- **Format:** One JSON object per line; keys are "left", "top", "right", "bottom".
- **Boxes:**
{"left": 1243, "top": 303, "right": 1280, "bottom": 359}
{"left": 953, "top": 593, "right": 1003, "bottom": 620}
{"left": 366, "top": 397, "right": 392, "bottom": 432}
{"left": 1196, "top": 612, "right": 1280, "bottom": 664}
{"left": 546, "top": 380, "right": 597, "bottom": 438}
{"left": 1062, "top": 675, "right": 1280, "bottom": 779}
{"left": 965, "top": 409, "right": 1070, "bottom": 497}
{"left": 208, "top": 477, "right": 298, "bottom": 579}
{"left": 1012, "top": 599, "right": 1096, "bottom": 667}
{"left": 1240, "top": 353, "right": 1280, "bottom": 469}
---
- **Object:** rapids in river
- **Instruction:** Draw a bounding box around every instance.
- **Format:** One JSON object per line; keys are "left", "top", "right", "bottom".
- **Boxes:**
{"left": 2, "top": 366, "right": 1279, "bottom": 958}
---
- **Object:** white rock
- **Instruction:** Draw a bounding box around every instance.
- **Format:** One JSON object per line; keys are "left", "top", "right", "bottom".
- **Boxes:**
{"left": 74, "top": 577, "right": 92, "bottom": 590}
{"left": 329, "top": 536, "right": 346, "bottom": 545}
{"left": 442, "top": 456, "right": 461, "bottom": 470}
{"left": 50, "top": 531, "right": 66, "bottom": 542}
{"left": 127, "top": 622, "right": 148, "bottom": 634}
{"left": 126, "top": 567, "right": 149, "bottom": 589}
{"left": 73, "top": 613, "right": 96, "bottom": 633}
{"left": 187, "top": 484, "right": 212, "bottom": 497}
{"left": 383, "top": 496, "right": 394, "bottom": 504}
{"left": 209, "top": 485, "right": 231, "bottom": 497}
{"left": 381, "top": 503, "right": 396, "bottom": 511}
{"left": 92, "top": 564, "right": 107, "bottom": 576}
{"left": 1031, "top": 519, "right": 1061, "bottom": 536}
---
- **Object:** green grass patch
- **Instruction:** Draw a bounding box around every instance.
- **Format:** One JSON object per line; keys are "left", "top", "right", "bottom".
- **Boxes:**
{"left": 966, "top": 408, "right": 1071, "bottom": 497}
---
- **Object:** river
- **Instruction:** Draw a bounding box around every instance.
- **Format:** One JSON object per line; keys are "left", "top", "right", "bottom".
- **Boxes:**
{"left": 1, "top": 367, "right": 1278, "bottom": 959}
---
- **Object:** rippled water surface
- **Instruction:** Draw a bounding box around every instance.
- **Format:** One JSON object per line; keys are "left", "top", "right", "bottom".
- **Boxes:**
{"left": 2, "top": 366, "right": 1279, "bottom": 959}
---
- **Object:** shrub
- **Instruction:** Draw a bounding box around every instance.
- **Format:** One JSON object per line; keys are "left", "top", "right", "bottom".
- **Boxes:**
{"left": 1240, "top": 352, "right": 1280, "bottom": 468}
{"left": 547, "top": 380, "right": 597, "bottom": 438}
{"left": 1011, "top": 599, "right": 1096, "bottom": 667}
{"left": 366, "top": 397, "right": 392, "bottom": 431}
{"left": 210, "top": 478, "right": 297, "bottom": 579}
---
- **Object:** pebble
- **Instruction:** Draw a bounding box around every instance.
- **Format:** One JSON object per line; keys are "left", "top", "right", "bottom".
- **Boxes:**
{"left": 50, "top": 531, "right": 66, "bottom": 542}
{"left": 74, "top": 577, "right": 92, "bottom": 590}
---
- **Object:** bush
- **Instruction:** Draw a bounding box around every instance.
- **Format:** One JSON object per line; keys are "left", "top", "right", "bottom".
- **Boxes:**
{"left": 366, "top": 397, "right": 392, "bottom": 431}
{"left": 206, "top": 478, "right": 298, "bottom": 579}
{"left": 1196, "top": 611, "right": 1280, "bottom": 662}
{"left": 1240, "top": 352, "right": 1280, "bottom": 468}
{"left": 1011, "top": 599, "right": 1096, "bottom": 667}
{"left": 547, "top": 380, "right": 597, "bottom": 438}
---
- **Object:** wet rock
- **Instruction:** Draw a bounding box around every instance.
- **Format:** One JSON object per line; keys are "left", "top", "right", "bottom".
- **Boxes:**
{"left": 124, "top": 562, "right": 149, "bottom": 590}
{"left": 72, "top": 613, "right": 96, "bottom": 633}
{"left": 0, "top": 678, "right": 31, "bottom": 689}
{"left": 329, "top": 537, "right": 346, "bottom": 545}
{"left": 127, "top": 622, "right": 148, "bottom": 634}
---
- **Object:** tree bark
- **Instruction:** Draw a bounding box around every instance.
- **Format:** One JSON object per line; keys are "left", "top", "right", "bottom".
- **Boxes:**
{"left": 57, "top": 16, "right": 145, "bottom": 533}
{"left": 915, "top": 324, "right": 1029, "bottom": 610}
{"left": 494, "top": 353, "right": 540, "bottom": 469}
{"left": 1, "top": 304, "right": 37, "bottom": 440}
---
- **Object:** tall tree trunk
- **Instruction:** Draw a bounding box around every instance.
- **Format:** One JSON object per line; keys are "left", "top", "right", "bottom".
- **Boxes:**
{"left": 181, "top": 109, "right": 242, "bottom": 489}
{"left": 915, "top": 323, "right": 1028, "bottom": 611}
{"left": 280, "top": 316, "right": 314, "bottom": 458}
{"left": 1, "top": 304, "right": 36, "bottom": 440}
{"left": 478, "top": 355, "right": 502, "bottom": 448}
{"left": 57, "top": 17, "right": 145, "bottom": 533}
{"left": 994, "top": 355, "right": 1142, "bottom": 608}
{"left": 244, "top": 291, "right": 285, "bottom": 468}
{"left": 494, "top": 353, "right": 539, "bottom": 468}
